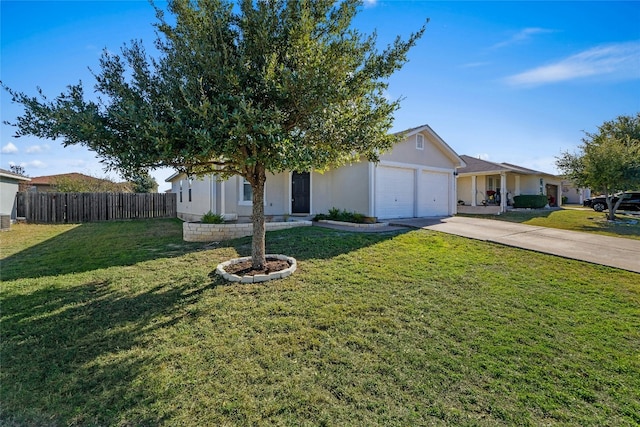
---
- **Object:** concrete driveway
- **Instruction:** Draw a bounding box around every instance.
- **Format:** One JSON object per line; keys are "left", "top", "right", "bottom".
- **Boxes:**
{"left": 390, "top": 216, "right": 640, "bottom": 274}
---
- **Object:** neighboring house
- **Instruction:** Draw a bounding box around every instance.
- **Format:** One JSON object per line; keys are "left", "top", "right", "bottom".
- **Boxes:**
{"left": 456, "top": 155, "right": 563, "bottom": 213}
{"left": 166, "top": 124, "right": 466, "bottom": 222}
{"left": 561, "top": 179, "right": 591, "bottom": 205}
{"left": 0, "top": 168, "right": 31, "bottom": 220}
{"left": 26, "top": 173, "right": 131, "bottom": 193}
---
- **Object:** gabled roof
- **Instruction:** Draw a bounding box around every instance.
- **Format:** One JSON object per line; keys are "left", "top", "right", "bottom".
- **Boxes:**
{"left": 165, "top": 124, "right": 467, "bottom": 180}
{"left": 458, "top": 155, "right": 556, "bottom": 177}
{"left": 165, "top": 171, "right": 183, "bottom": 182}
{"left": 0, "top": 168, "right": 31, "bottom": 181}
{"left": 395, "top": 124, "right": 466, "bottom": 168}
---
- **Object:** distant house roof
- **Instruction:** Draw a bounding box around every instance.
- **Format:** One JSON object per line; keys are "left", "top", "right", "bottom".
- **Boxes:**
{"left": 29, "top": 172, "right": 96, "bottom": 185}
{"left": 28, "top": 172, "right": 131, "bottom": 192}
{"left": 458, "top": 155, "right": 556, "bottom": 177}
{"left": 0, "top": 168, "right": 31, "bottom": 182}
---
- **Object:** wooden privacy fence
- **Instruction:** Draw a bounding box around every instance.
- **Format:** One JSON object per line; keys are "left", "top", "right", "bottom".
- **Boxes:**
{"left": 16, "top": 192, "right": 177, "bottom": 223}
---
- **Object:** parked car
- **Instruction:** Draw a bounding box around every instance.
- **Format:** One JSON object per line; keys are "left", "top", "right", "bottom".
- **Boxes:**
{"left": 587, "top": 191, "right": 640, "bottom": 212}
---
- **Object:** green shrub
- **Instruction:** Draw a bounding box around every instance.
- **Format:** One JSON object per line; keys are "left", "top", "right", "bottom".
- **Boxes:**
{"left": 513, "top": 195, "right": 548, "bottom": 209}
{"left": 314, "top": 207, "right": 367, "bottom": 223}
{"left": 201, "top": 211, "right": 225, "bottom": 224}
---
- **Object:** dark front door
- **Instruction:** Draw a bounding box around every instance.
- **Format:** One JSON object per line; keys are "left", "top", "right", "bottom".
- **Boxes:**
{"left": 291, "top": 172, "right": 310, "bottom": 214}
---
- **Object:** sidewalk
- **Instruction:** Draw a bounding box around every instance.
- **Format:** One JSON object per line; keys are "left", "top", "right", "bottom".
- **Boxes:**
{"left": 390, "top": 216, "right": 640, "bottom": 274}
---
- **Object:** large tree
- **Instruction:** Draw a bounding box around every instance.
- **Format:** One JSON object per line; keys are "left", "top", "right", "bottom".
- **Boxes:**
{"left": 556, "top": 113, "right": 640, "bottom": 220}
{"left": 3, "top": 0, "right": 425, "bottom": 269}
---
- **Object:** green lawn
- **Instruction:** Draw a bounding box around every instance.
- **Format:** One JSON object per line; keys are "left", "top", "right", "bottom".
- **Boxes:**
{"left": 1, "top": 219, "right": 638, "bottom": 426}
{"left": 460, "top": 207, "right": 640, "bottom": 240}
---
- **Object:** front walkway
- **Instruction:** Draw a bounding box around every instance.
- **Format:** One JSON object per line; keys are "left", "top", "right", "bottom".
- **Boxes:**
{"left": 390, "top": 216, "right": 640, "bottom": 274}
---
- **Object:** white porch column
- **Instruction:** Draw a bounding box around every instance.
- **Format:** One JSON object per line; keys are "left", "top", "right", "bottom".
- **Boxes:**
{"left": 500, "top": 173, "right": 507, "bottom": 212}
{"left": 471, "top": 175, "right": 477, "bottom": 206}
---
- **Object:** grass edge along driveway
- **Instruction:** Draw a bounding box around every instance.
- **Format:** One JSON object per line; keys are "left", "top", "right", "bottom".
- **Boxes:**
{"left": 1, "top": 219, "right": 638, "bottom": 426}
{"left": 458, "top": 207, "right": 640, "bottom": 241}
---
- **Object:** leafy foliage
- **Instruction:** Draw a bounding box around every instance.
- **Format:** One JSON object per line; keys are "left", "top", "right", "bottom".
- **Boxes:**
{"left": 130, "top": 172, "right": 158, "bottom": 193}
{"left": 557, "top": 113, "right": 640, "bottom": 220}
{"left": 2, "top": 0, "right": 425, "bottom": 267}
{"left": 9, "top": 164, "right": 26, "bottom": 176}
{"left": 52, "top": 173, "right": 128, "bottom": 193}
{"left": 513, "top": 194, "right": 548, "bottom": 209}
{"left": 201, "top": 211, "right": 225, "bottom": 224}
{"left": 314, "top": 207, "right": 368, "bottom": 223}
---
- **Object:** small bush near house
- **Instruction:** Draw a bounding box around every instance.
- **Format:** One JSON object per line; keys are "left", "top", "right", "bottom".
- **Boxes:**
{"left": 314, "top": 207, "right": 369, "bottom": 223}
{"left": 513, "top": 194, "right": 548, "bottom": 209}
{"left": 201, "top": 211, "right": 225, "bottom": 224}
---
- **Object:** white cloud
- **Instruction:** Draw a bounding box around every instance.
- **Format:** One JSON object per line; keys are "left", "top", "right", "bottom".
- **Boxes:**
{"left": 9, "top": 160, "right": 47, "bottom": 169}
{"left": 505, "top": 41, "right": 640, "bottom": 87}
{"left": 493, "top": 27, "right": 555, "bottom": 49}
{"left": 24, "top": 160, "right": 47, "bottom": 169}
{"left": 26, "top": 144, "right": 50, "bottom": 154}
{"left": 476, "top": 153, "right": 490, "bottom": 160}
{"left": 1, "top": 142, "right": 18, "bottom": 154}
{"left": 363, "top": 0, "right": 377, "bottom": 8}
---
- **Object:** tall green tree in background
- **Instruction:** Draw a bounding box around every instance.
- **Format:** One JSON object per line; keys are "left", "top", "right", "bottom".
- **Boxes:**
{"left": 131, "top": 172, "right": 158, "bottom": 193}
{"left": 556, "top": 113, "right": 640, "bottom": 220}
{"left": 3, "top": 0, "right": 425, "bottom": 269}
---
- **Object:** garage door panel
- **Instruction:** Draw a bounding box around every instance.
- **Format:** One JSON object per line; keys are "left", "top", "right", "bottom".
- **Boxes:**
{"left": 375, "top": 166, "right": 414, "bottom": 219}
{"left": 419, "top": 171, "right": 450, "bottom": 217}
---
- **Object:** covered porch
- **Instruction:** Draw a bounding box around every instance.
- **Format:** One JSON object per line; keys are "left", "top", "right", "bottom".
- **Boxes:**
{"left": 455, "top": 156, "right": 563, "bottom": 213}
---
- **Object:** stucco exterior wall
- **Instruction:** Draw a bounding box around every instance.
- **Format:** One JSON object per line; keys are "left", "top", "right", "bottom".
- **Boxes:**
{"left": 381, "top": 132, "right": 454, "bottom": 169}
{"left": 0, "top": 178, "right": 19, "bottom": 219}
{"left": 171, "top": 173, "right": 217, "bottom": 222}
{"left": 312, "top": 162, "right": 370, "bottom": 215}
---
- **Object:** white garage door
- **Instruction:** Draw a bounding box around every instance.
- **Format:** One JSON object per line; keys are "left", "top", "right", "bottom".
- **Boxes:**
{"left": 375, "top": 166, "right": 415, "bottom": 219}
{"left": 418, "top": 171, "right": 450, "bottom": 217}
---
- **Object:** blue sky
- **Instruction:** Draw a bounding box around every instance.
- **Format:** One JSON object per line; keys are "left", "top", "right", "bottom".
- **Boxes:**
{"left": 2, "top": 1, "right": 639, "bottom": 192}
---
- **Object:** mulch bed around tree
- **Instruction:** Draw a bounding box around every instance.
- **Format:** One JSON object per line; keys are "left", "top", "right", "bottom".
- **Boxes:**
{"left": 224, "top": 258, "right": 291, "bottom": 276}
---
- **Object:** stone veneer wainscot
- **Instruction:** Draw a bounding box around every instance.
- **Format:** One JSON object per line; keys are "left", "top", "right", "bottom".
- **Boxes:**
{"left": 183, "top": 220, "right": 312, "bottom": 242}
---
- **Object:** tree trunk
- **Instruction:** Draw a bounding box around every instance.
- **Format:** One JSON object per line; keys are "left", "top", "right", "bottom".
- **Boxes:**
{"left": 251, "top": 166, "right": 267, "bottom": 270}
{"left": 606, "top": 196, "right": 615, "bottom": 221}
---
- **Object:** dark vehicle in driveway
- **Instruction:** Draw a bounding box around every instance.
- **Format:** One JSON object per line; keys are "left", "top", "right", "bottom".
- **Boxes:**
{"left": 587, "top": 192, "right": 640, "bottom": 212}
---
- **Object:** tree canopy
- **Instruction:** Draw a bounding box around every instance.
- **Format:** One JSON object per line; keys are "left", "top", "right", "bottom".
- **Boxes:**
{"left": 556, "top": 113, "right": 640, "bottom": 219}
{"left": 3, "top": 0, "right": 426, "bottom": 268}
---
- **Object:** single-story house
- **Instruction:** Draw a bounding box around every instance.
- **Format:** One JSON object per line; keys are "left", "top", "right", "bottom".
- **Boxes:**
{"left": 0, "top": 168, "right": 31, "bottom": 221}
{"left": 561, "top": 179, "right": 591, "bottom": 205}
{"left": 456, "top": 155, "right": 563, "bottom": 213}
{"left": 166, "top": 124, "right": 466, "bottom": 222}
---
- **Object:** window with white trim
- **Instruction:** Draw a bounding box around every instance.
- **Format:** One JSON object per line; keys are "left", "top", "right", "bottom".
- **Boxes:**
{"left": 416, "top": 134, "right": 424, "bottom": 150}
{"left": 240, "top": 177, "right": 253, "bottom": 204}
{"left": 239, "top": 177, "right": 267, "bottom": 205}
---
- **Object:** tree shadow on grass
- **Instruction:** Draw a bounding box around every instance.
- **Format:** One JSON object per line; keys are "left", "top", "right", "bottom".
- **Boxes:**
{"left": 1, "top": 275, "right": 219, "bottom": 426}
{"left": 0, "top": 219, "right": 205, "bottom": 281}
{"left": 219, "top": 224, "right": 411, "bottom": 262}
